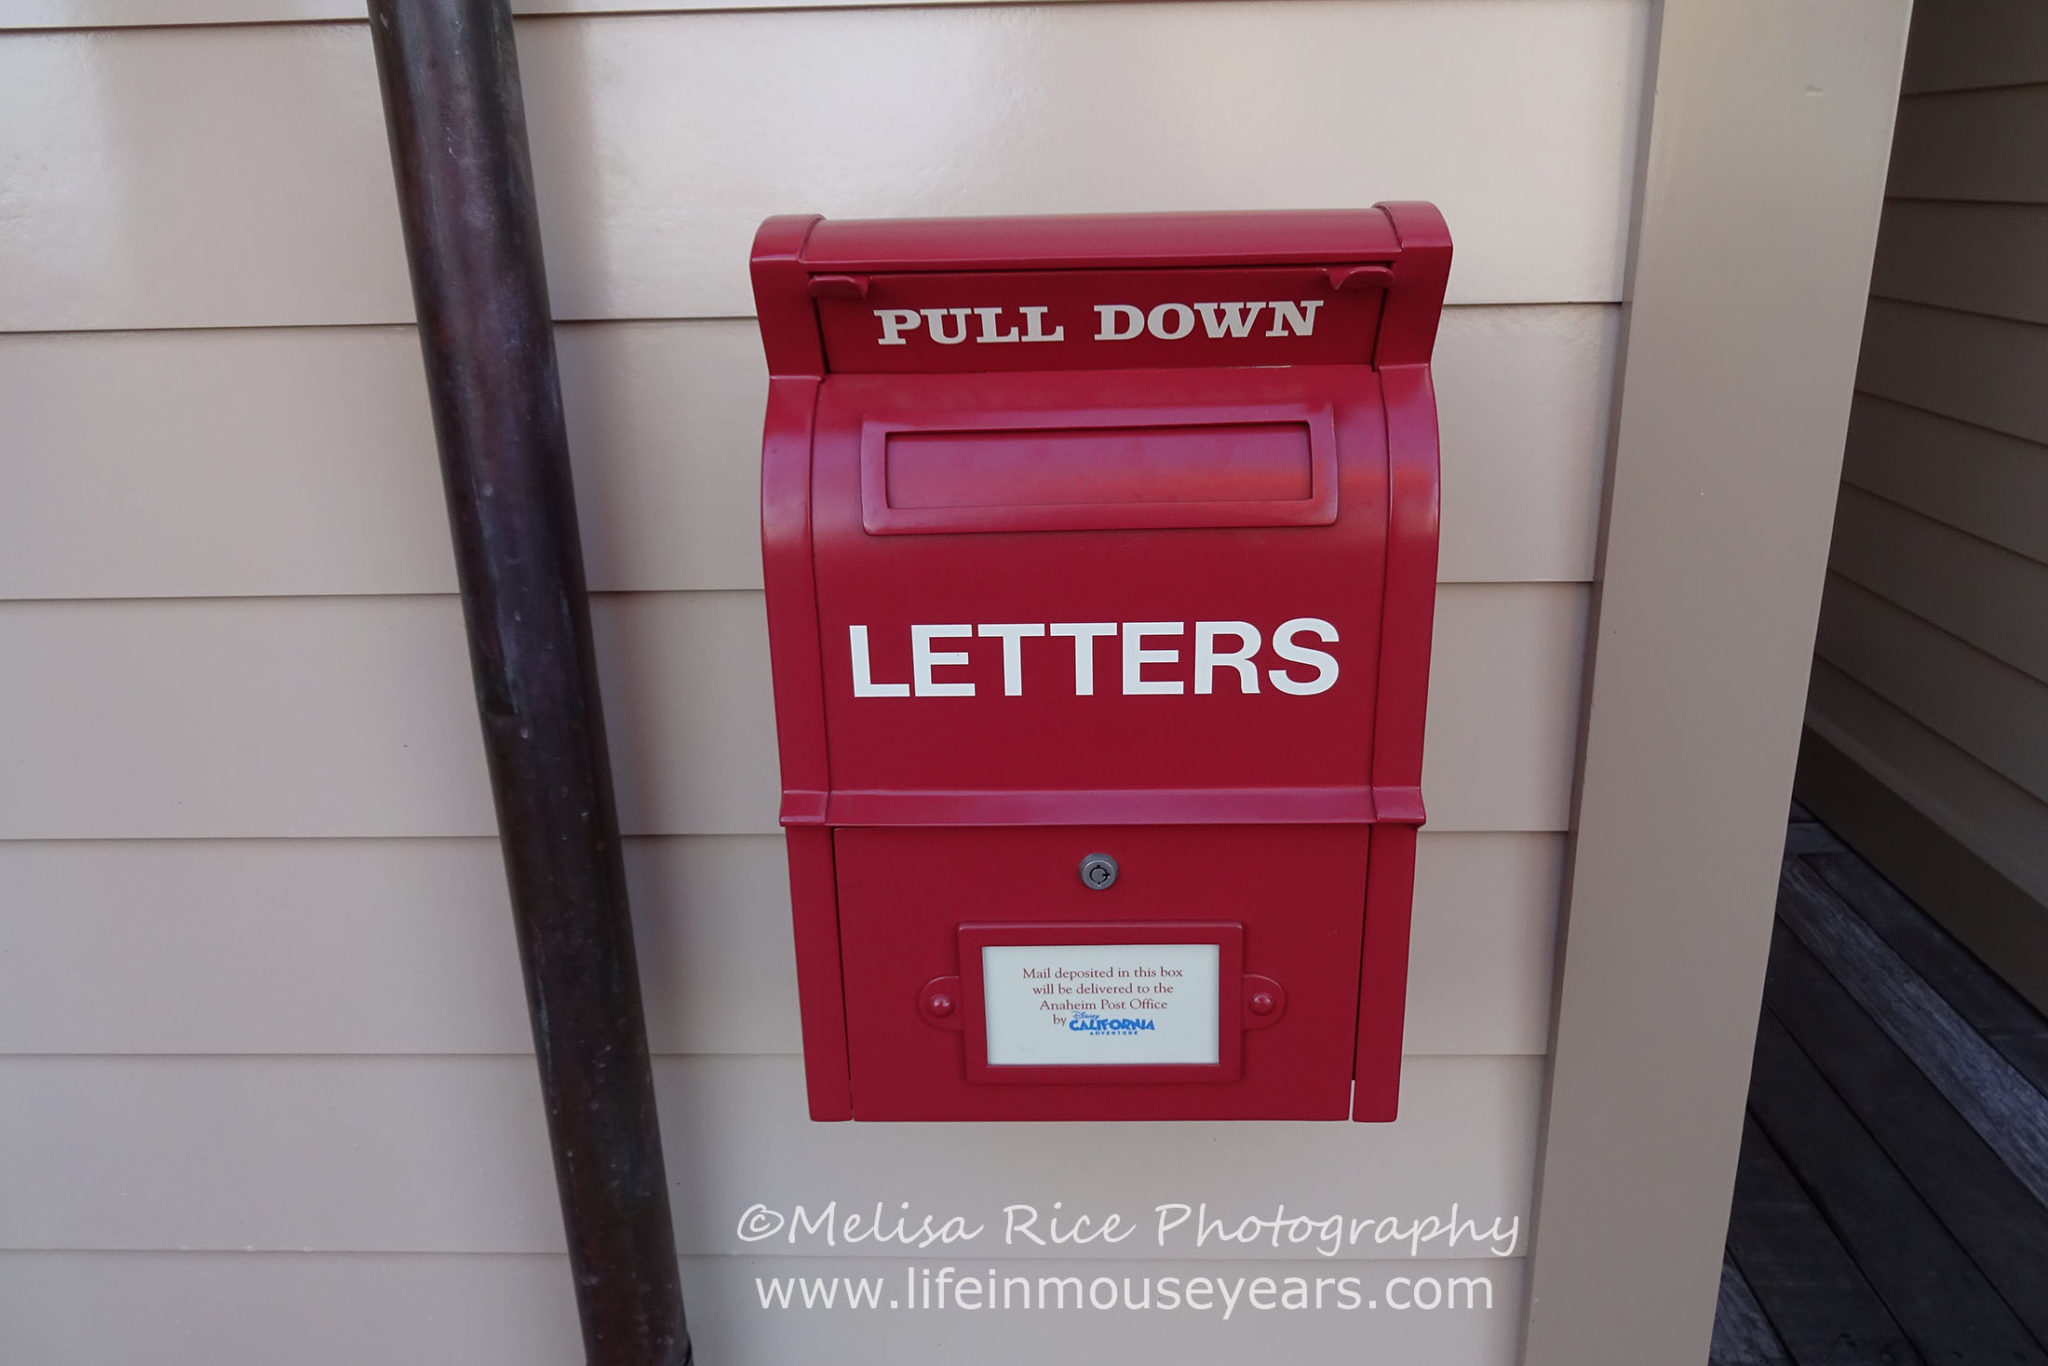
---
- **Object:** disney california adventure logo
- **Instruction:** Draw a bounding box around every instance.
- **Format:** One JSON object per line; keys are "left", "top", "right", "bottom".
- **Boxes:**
{"left": 1068, "top": 1013, "right": 1156, "bottom": 1034}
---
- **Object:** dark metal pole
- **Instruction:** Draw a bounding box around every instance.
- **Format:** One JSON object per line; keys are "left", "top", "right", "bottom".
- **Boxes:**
{"left": 366, "top": 3, "right": 690, "bottom": 1362}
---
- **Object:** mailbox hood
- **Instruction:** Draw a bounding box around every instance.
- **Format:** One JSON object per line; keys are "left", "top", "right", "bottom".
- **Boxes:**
{"left": 797, "top": 208, "right": 1404, "bottom": 272}
{"left": 755, "top": 203, "right": 1451, "bottom": 375}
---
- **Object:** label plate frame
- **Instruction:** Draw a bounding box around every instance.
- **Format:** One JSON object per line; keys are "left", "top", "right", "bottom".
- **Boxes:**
{"left": 958, "top": 921, "right": 1244, "bottom": 1085}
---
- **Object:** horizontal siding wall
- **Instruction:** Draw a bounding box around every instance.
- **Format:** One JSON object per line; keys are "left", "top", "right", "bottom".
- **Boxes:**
{"left": 1827, "top": 485, "right": 2048, "bottom": 684}
{"left": 1839, "top": 397, "right": 2048, "bottom": 567}
{"left": 11, "top": 0, "right": 1145, "bottom": 27}
{"left": 0, "top": 3, "right": 1644, "bottom": 1363}
{"left": 0, "top": 1055, "right": 1543, "bottom": 1254}
{"left": 1858, "top": 299, "right": 2048, "bottom": 445}
{"left": 1815, "top": 575, "right": 2048, "bottom": 801}
{"left": 1887, "top": 85, "right": 2048, "bottom": 203}
{"left": 1898, "top": 0, "right": 2048, "bottom": 94}
{"left": 0, "top": 831, "right": 1563, "bottom": 1059}
{"left": 1807, "top": 664, "right": 2048, "bottom": 905}
{"left": 1804, "top": 0, "right": 2048, "bottom": 996}
{"left": 1868, "top": 201, "right": 2048, "bottom": 326}
{"left": 0, "top": 2, "right": 1642, "bottom": 329}
{"left": 0, "top": 584, "right": 1589, "bottom": 839}
{"left": 0, "top": 305, "right": 1620, "bottom": 598}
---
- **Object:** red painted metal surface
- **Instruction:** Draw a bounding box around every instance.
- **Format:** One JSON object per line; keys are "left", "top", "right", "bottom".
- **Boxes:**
{"left": 754, "top": 206, "right": 1449, "bottom": 1122}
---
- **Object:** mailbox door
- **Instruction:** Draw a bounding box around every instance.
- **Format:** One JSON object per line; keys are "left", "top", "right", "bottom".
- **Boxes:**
{"left": 836, "top": 824, "right": 1368, "bottom": 1121}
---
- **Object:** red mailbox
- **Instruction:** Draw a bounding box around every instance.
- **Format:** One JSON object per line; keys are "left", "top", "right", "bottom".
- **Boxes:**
{"left": 753, "top": 207, "right": 1449, "bottom": 1122}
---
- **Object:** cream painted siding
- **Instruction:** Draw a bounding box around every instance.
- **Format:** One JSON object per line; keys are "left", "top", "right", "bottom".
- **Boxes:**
{"left": 1804, "top": 0, "right": 2048, "bottom": 1000}
{"left": 0, "top": 4, "right": 1644, "bottom": 1362}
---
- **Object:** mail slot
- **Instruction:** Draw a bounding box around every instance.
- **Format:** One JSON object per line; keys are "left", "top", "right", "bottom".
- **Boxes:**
{"left": 753, "top": 206, "right": 1449, "bottom": 1121}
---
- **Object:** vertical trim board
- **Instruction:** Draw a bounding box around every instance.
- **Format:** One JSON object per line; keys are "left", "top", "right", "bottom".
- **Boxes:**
{"left": 1521, "top": 4, "right": 1913, "bottom": 1364}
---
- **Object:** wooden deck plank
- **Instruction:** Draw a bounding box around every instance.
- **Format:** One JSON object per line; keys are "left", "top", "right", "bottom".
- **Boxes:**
{"left": 1807, "top": 851, "right": 2048, "bottom": 1100}
{"left": 1711, "top": 1255, "right": 1794, "bottom": 1366}
{"left": 1748, "top": 1004, "right": 2048, "bottom": 1364}
{"left": 1784, "top": 824, "right": 1848, "bottom": 856}
{"left": 1763, "top": 922, "right": 2048, "bottom": 1349}
{"left": 1777, "top": 859, "right": 2048, "bottom": 1207}
{"left": 1724, "top": 1115, "right": 1921, "bottom": 1366}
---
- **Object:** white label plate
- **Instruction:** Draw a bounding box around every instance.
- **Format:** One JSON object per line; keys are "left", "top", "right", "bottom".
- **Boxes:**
{"left": 981, "top": 942, "right": 1221, "bottom": 1067}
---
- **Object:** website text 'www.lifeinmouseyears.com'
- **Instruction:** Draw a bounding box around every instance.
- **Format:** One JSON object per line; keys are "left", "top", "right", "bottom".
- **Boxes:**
{"left": 754, "top": 1265, "right": 1495, "bottom": 1317}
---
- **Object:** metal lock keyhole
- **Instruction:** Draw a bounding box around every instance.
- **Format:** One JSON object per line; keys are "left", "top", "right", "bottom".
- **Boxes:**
{"left": 1079, "top": 853, "right": 1119, "bottom": 890}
